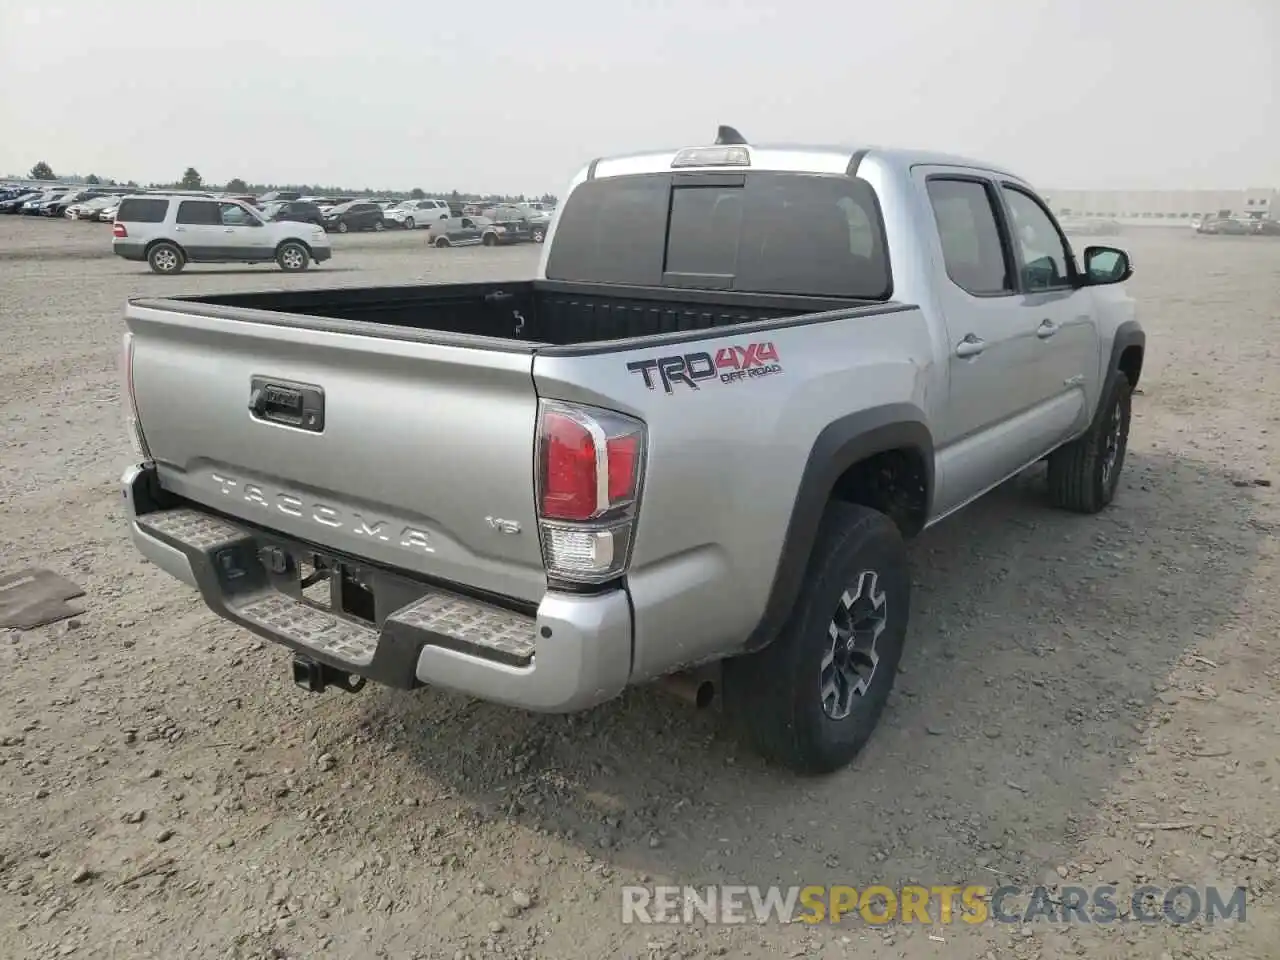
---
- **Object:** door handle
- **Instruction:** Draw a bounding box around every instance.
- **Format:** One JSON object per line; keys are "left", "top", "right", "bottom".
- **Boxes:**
{"left": 955, "top": 334, "right": 986, "bottom": 358}
{"left": 1036, "top": 319, "right": 1059, "bottom": 339}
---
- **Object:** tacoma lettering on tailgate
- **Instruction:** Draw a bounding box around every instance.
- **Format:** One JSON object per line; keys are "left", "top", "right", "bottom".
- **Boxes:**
{"left": 210, "top": 472, "right": 434, "bottom": 553}
{"left": 626, "top": 341, "right": 783, "bottom": 394}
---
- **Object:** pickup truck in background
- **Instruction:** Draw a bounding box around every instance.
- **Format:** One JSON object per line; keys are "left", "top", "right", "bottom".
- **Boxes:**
{"left": 120, "top": 126, "right": 1144, "bottom": 774}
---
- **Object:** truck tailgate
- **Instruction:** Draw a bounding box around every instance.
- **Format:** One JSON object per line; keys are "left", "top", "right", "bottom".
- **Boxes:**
{"left": 125, "top": 301, "right": 547, "bottom": 604}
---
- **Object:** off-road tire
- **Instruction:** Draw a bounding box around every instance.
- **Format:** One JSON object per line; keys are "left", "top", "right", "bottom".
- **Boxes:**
{"left": 723, "top": 502, "right": 910, "bottom": 775}
{"left": 147, "top": 242, "right": 185, "bottom": 275}
{"left": 1047, "top": 374, "right": 1132, "bottom": 513}
{"left": 276, "top": 241, "right": 310, "bottom": 272}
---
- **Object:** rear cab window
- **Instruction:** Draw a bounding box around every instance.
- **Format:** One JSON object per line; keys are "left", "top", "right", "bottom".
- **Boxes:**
{"left": 115, "top": 197, "right": 168, "bottom": 223}
{"left": 546, "top": 171, "right": 892, "bottom": 299}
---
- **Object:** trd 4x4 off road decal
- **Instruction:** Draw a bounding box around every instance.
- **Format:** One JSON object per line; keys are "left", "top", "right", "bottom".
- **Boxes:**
{"left": 626, "top": 341, "right": 783, "bottom": 394}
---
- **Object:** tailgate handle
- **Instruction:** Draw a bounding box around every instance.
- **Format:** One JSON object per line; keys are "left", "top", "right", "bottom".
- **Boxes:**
{"left": 248, "top": 377, "right": 325, "bottom": 433}
{"left": 484, "top": 290, "right": 514, "bottom": 303}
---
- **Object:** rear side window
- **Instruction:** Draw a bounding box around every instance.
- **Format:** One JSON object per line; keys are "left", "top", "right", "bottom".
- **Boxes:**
{"left": 176, "top": 200, "right": 221, "bottom": 225}
{"left": 115, "top": 197, "right": 168, "bottom": 223}
{"left": 546, "top": 172, "right": 892, "bottom": 299}
{"left": 925, "top": 178, "right": 1012, "bottom": 296}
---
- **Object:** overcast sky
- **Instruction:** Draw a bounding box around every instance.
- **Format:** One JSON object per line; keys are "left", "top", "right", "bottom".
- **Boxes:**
{"left": 1, "top": 0, "right": 1275, "bottom": 195}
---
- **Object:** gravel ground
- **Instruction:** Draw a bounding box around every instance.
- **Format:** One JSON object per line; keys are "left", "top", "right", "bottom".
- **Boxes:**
{"left": 0, "top": 217, "right": 1277, "bottom": 960}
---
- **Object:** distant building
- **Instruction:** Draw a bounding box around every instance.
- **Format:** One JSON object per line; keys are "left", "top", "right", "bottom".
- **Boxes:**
{"left": 1044, "top": 188, "right": 1278, "bottom": 221}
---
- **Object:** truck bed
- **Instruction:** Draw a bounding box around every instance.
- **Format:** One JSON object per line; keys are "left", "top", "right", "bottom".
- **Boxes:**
{"left": 151, "top": 279, "right": 869, "bottom": 348}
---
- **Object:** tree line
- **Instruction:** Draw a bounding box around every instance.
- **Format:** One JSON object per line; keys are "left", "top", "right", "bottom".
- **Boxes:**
{"left": 22, "top": 161, "right": 556, "bottom": 205}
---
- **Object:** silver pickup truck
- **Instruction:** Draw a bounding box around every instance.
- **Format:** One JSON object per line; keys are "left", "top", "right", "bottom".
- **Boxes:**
{"left": 120, "top": 127, "right": 1144, "bottom": 773}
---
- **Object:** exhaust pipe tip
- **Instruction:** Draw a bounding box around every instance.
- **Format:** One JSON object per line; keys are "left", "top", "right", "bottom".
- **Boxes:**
{"left": 657, "top": 668, "right": 718, "bottom": 709}
{"left": 692, "top": 679, "right": 715, "bottom": 709}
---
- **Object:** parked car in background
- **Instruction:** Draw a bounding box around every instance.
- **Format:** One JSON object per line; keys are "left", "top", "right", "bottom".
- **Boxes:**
{"left": 488, "top": 202, "right": 551, "bottom": 243}
{"left": 323, "top": 200, "right": 385, "bottom": 233}
{"left": 112, "top": 194, "right": 331, "bottom": 274}
{"left": 427, "top": 214, "right": 492, "bottom": 246}
{"left": 383, "top": 198, "right": 452, "bottom": 229}
{"left": 302, "top": 196, "right": 355, "bottom": 211}
{"left": 257, "top": 190, "right": 301, "bottom": 205}
{"left": 481, "top": 216, "right": 534, "bottom": 245}
{"left": 0, "top": 190, "right": 42, "bottom": 213}
{"left": 49, "top": 189, "right": 111, "bottom": 217}
{"left": 96, "top": 196, "right": 124, "bottom": 222}
{"left": 23, "top": 191, "right": 67, "bottom": 215}
{"left": 67, "top": 195, "right": 119, "bottom": 220}
{"left": 1196, "top": 216, "right": 1251, "bottom": 235}
{"left": 263, "top": 200, "right": 327, "bottom": 226}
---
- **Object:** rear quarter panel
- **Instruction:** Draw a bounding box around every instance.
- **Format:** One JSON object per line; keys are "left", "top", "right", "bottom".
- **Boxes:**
{"left": 533, "top": 307, "right": 938, "bottom": 679}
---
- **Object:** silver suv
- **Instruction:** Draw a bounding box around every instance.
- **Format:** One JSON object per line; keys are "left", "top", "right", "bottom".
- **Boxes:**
{"left": 112, "top": 195, "right": 332, "bottom": 274}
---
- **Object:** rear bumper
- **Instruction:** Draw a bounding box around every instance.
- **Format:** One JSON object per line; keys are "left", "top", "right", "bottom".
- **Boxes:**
{"left": 121, "top": 463, "right": 631, "bottom": 712}
{"left": 113, "top": 241, "right": 148, "bottom": 262}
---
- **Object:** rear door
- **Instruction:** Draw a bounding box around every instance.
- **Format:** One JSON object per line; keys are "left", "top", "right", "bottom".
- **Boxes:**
{"left": 172, "top": 199, "right": 227, "bottom": 259}
{"left": 353, "top": 202, "right": 379, "bottom": 229}
{"left": 917, "top": 170, "right": 1043, "bottom": 513}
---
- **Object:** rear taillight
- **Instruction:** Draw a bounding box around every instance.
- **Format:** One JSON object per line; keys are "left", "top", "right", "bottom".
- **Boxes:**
{"left": 121, "top": 332, "right": 151, "bottom": 459}
{"left": 536, "top": 401, "right": 645, "bottom": 584}
{"left": 112, "top": 222, "right": 127, "bottom": 237}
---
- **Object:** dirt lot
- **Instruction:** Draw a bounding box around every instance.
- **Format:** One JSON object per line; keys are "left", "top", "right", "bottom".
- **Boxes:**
{"left": 1, "top": 217, "right": 1277, "bottom": 960}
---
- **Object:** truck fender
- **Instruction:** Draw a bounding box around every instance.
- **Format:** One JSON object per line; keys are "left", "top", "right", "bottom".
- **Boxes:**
{"left": 1106, "top": 320, "right": 1145, "bottom": 390}
{"left": 740, "top": 403, "right": 934, "bottom": 654}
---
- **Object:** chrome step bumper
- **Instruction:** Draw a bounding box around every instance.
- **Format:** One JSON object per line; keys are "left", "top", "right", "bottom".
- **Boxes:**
{"left": 123, "top": 465, "right": 631, "bottom": 712}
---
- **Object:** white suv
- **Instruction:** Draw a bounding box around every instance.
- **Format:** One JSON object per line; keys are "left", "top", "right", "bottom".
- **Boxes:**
{"left": 382, "top": 198, "right": 452, "bottom": 230}
{"left": 111, "top": 195, "right": 332, "bottom": 274}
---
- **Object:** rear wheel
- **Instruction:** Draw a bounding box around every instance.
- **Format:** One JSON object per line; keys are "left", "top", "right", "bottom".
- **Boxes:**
{"left": 404, "top": 217, "right": 415, "bottom": 230}
{"left": 532, "top": 226, "right": 546, "bottom": 244}
{"left": 276, "top": 241, "right": 309, "bottom": 272}
{"left": 482, "top": 233, "right": 498, "bottom": 246}
{"left": 723, "top": 503, "right": 910, "bottom": 774}
{"left": 147, "top": 242, "right": 185, "bottom": 275}
{"left": 373, "top": 220, "right": 385, "bottom": 232}
{"left": 435, "top": 236, "right": 451, "bottom": 248}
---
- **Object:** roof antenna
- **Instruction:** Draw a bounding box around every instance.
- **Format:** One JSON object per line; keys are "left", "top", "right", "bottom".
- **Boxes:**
{"left": 715, "top": 125, "right": 747, "bottom": 146}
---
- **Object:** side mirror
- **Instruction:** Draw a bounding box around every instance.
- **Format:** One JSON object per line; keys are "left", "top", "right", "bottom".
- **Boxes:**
{"left": 1083, "top": 246, "right": 1132, "bottom": 285}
